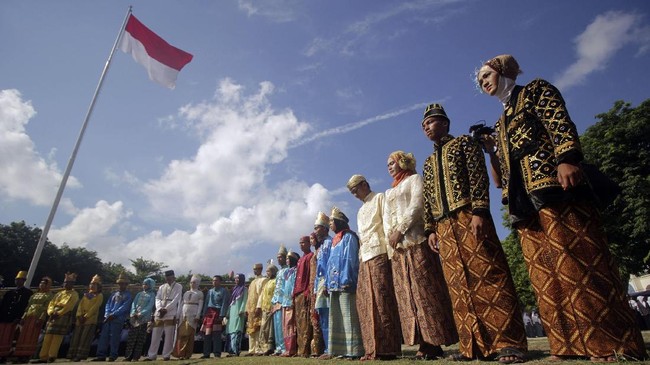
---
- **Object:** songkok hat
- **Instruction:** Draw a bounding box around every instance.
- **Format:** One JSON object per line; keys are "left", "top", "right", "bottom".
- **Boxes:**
{"left": 330, "top": 206, "right": 349, "bottom": 223}
{"left": 253, "top": 263, "right": 263, "bottom": 270}
{"left": 483, "top": 54, "right": 522, "bottom": 80}
{"left": 190, "top": 274, "right": 201, "bottom": 283}
{"left": 64, "top": 272, "right": 77, "bottom": 283}
{"left": 91, "top": 274, "right": 102, "bottom": 285}
{"left": 277, "top": 244, "right": 288, "bottom": 257}
{"left": 116, "top": 272, "right": 130, "bottom": 284}
{"left": 346, "top": 174, "right": 366, "bottom": 189}
{"left": 267, "top": 264, "right": 278, "bottom": 275}
{"left": 287, "top": 250, "right": 300, "bottom": 260}
{"left": 15, "top": 271, "right": 28, "bottom": 280}
{"left": 422, "top": 103, "right": 449, "bottom": 122}
{"left": 314, "top": 211, "right": 330, "bottom": 228}
{"left": 164, "top": 270, "right": 175, "bottom": 277}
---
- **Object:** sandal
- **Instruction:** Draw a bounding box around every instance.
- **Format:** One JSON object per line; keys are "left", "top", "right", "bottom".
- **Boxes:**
{"left": 497, "top": 347, "right": 526, "bottom": 364}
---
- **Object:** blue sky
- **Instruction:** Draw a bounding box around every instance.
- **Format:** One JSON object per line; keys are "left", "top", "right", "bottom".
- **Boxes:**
{"left": 1, "top": 0, "right": 649, "bottom": 279}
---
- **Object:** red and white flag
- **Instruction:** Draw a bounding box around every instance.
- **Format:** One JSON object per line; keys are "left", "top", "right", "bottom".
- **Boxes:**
{"left": 119, "top": 14, "right": 193, "bottom": 89}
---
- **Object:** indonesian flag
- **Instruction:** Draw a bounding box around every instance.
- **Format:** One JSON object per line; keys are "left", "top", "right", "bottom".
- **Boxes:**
{"left": 119, "top": 14, "right": 193, "bottom": 89}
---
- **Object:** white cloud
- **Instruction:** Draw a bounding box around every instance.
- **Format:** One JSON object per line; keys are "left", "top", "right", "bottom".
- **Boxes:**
{"left": 76, "top": 78, "right": 333, "bottom": 275}
{"left": 142, "top": 79, "right": 312, "bottom": 223}
{"left": 0, "top": 89, "right": 79, "bottom": 208}
{"left": 237, "top": 0, "right": 299, "bottom": 23}
{"left": 48, "top": 200, "right": 130, "bottom": 248}
{"left": 554, "top": 11, "right": 650, "bottom": 90}
{"left": 292, "top": 102, "right": 428, "bottom": 147}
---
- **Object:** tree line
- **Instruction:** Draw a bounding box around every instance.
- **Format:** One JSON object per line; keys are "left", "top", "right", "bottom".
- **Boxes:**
{"left": 0, "top": 222, "right": 231, "bottom": 287}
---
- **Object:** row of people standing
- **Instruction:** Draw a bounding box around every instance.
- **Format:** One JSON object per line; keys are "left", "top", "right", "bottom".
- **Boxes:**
{"left": 338, "top": 53, "right": 646, "bottom": 362}
{"left": 0, "top": 268, "right": 244, "bottom": 363}
{"left": 251, "top": 52, "right": 648, "bottom": 363}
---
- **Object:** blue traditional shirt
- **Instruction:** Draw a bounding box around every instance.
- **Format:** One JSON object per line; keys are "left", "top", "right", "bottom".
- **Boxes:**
{"left": 130, "top": 289, "right": 155, "bottom": 327}
{"left": 281, "top": 266, "right": 297, "bottom": 308}
{"left": 313, "top": 235, "right": 332, "bottom": 294}
{"left": 326, "top": 231, "right": 360, "bottom": 292}
{"left": 204, "top": 286, "right": 230, "bottom": 313}
{"left": 104, "top": 290, "right": 132, "bottom": 322}
{"left": 271, "top": 265, "right": 288, "bottom": 305}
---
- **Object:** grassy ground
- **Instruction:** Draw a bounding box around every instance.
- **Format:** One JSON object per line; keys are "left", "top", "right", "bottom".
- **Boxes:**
{"left": 102, "top": 332, "right": 650, "bottom": 365}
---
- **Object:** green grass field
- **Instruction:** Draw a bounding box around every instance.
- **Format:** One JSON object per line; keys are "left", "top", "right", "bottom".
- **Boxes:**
{"left": 110, "top": 332, "right": 650, "bottom": 364}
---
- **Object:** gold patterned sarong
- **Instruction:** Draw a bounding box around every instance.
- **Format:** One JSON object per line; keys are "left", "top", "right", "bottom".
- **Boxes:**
{"left": 517, "top": 201, "right": 645, "bottom": 359}
{"left": 437, "top": 208, "right": 527, "bottom": 358}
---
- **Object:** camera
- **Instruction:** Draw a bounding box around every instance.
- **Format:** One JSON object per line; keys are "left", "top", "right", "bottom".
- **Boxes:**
{"left": 469, "top": 122, "right": 495, "bottom": 141}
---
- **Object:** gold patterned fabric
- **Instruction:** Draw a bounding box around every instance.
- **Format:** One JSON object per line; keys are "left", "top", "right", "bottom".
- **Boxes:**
{"left": 495, "top": 79, "right": 582, "bottom": 208}
{"left": 517, "top": 201, "right": 646, "bottom": 359}
{"left": 422, "top": 134, "right": 490, "bottom": 235}
{"left": 437, "top": 208, "right": 527, "bottom": 358}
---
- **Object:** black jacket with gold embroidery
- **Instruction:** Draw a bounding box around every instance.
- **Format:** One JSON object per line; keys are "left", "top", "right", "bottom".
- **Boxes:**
{"left": 496, "top": 78, "right": 585, "bottom": 220}
{"left": 423, "top": 134, "right": 490, "bottom": 235}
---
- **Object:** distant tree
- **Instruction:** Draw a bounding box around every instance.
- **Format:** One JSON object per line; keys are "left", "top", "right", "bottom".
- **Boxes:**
{"left": 130, "top": 257, "right": 167, "bottom": 283}
{"left": 500, "top": 225, "right": 536, "bottom": 309}
{"left": 176, "top": 272, "right": 212, "bottom": 285}
{"left": 0, "top": 221, "right": 60, "bottom": 286}
{"left": 580, "top": 99, "right": 650, "bottom": 283}
{"left": 102, "top": 262, "right": 132, "bottom": 284}
{"left": 55, "top": 244, "right": 105, "bottom": 286}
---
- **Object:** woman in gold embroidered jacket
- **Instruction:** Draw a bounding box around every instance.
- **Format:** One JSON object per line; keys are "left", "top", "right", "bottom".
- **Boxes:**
{"left": 476, "top": 54, "right": 646, "bottom": 362}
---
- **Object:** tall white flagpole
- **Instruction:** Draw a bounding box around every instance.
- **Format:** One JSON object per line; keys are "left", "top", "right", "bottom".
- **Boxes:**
{"left": 26, "top": 6, "right": 133, "bottom": 287}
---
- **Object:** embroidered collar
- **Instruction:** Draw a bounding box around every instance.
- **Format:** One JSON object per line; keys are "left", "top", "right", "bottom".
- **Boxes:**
{"left": 434, "top": 134, "right": 454, "bottom": 149}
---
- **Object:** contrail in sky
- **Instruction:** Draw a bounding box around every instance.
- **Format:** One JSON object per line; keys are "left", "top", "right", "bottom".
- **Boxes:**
{"left": 291, "top": 101, "right": 430, "bottom": 148}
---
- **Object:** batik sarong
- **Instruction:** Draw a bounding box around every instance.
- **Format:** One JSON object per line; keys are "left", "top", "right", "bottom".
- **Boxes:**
{"left": 294, "top": 292, "right": 313, "bottom": 357}
{"left": 517, "top": 201, "right": 645, "bottom": 359}
{"left": 438, "top": 208, "right": 527, "bottom": 358}
{"left": 391, "top": 242, "right": 458, "bottom": 346}
{"left": 356, "top": 254, "right": 401, "bottom": 358}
